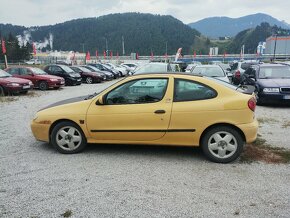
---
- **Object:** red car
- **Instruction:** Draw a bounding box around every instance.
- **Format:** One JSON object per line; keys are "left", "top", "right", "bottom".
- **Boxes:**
{"left": 5, "top": 67, "right": 65, "bottom": 90}
{"left": 0, "top": 69, "right": 33, "bottom": 95}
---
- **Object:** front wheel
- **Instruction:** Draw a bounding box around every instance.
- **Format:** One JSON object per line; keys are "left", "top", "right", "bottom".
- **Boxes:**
{"left": 86, "top": 77, "right": 93, "bottom": 84}
{"left": 201, "top": 126, "right": 244, "bottom": 163}
{"left": 50, "top": 121, "right": 87, "bottom": 154}
{"left": 39, "top": 81, "right": 48, "bottom": 90}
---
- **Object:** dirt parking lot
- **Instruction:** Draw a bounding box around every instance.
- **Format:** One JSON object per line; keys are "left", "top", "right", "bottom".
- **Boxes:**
{"left": 1, "top": 82, "right": 290, "bottom": 217}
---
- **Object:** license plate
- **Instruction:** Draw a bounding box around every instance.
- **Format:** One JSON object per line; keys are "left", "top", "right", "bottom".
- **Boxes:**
{"left": 77, "top": 79, "right": 81, "bottom": 81}
{"left": 23, "top": 85, "right": 30, "bottom": 89}
{"left": 61, "top": 81, "right": 65, "bottom": 84}
{"left": 284, "top": 95, "right": 290, "bottom": 99}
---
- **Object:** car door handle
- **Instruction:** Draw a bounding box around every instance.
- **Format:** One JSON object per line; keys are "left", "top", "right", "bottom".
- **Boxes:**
{"left": 154, "top": 110, "right": 166, "bottom": 114}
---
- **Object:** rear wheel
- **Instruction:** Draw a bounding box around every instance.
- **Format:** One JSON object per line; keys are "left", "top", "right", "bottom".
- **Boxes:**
{"left": 201, "top": 126, "right": 244, "bottom": 163}
{"left": 51, "top": 121, "right": 87, "bottom": 154}
{"left": 39, "top": 81, "right": 48, "bottom": 90}
{"left": 86, "top": 77, "right": 93, "bottom": 84}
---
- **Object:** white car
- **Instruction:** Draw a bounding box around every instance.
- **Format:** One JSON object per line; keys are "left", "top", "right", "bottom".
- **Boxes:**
{"left": 190, "top": 65, "right": 230, "bottom": 83}
{"left": 104, "top": 63, "right": 128, "bottom": 76}
{"left": 25, "top": 59, "right": 41, "bottom": 65}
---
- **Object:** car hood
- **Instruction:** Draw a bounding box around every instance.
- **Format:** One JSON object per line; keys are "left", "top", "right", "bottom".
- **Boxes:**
{"left": 0, "top": 77, "right": 31, "bottom": 84}
{"left": 258, "top": 78, "right": 290, "bottom": 87}
{"left": 35, "top": 74, "right": 63, "bottom": 80}
{"left": 39, "top": 92, "right": 100, "bottom": 111}
{"left": 39, "top": 95, "right": 88, "bottom": 111}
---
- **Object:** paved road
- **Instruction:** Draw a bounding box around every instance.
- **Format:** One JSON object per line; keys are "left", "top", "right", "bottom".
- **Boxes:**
{"left": 1, "top": 82, "right": 290, "bottom": 217}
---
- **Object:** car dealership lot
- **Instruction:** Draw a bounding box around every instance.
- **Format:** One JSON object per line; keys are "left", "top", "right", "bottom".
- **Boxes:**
{"left": 1, "top": 82, "right": 290, "bottom": 217}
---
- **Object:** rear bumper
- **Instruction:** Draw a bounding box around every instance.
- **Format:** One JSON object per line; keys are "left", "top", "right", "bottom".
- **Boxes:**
{"left": 237, "top": 119, "right": 258, "bottom": 144}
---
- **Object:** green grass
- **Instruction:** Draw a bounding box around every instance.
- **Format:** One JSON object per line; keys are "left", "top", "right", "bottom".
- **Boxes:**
{"left": 240, "top": 136, "right": 290, "bottom": 163}
{"left": 257, "top": 117, "right": 278, "bottom": 124}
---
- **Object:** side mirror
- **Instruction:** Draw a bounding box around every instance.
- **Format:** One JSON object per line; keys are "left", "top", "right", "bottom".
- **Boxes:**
{"left": 96, "top": 95, "right": 104, "bottom": 105}
{"left": 28, "top": 72, "right": 34, "bottom": 76}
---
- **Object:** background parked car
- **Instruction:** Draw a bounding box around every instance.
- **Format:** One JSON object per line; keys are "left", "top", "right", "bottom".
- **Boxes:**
{"left": 103, "top": 63, "right": 128, "bottom": 76}
{"left": 70, "top": 66, "right": 104, "bottom": 84}
{"left": 89, "top": 63, "right": 120, "bottom": 78}
{"left": 133, "top": 63, "right": 172, "bottom": 74}
{"left": 242, "top": 63, "right": 290, "bottom": 105}
{"left": 83, "top": 65, "right": 114, "bottom": 81}
{"left": 44, "top": 64, "right": 82, "bottom": 86}
{"left": 0, "top": 69, "right": 33, "bottom": 95}
{"left": 5, "top": 66, "right": 64, "bottom": 90}
{"left": 190, "top": 65, "right": 230, "bottom": 83}
{"left": 25, "top": 59, "right": 41, "bottom": 65}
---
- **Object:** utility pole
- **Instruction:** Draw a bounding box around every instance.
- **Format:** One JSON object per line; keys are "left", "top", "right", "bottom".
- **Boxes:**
{"left": 273, "top": 34, "right": 278, "bottom": 62}
{"left": 122, "top": 36, "right": 125, "bottom": 56}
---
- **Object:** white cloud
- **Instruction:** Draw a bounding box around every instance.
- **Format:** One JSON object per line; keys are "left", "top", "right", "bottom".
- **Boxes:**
{"left": 0, "top": 0, "right": 289, "bottom": 26}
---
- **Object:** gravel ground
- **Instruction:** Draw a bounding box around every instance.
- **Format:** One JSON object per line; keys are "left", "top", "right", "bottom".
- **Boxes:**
{"left": 1, "top": 82, "right": 290, "bottom": 218}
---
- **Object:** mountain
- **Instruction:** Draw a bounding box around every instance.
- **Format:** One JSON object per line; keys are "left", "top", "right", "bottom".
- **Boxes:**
{"left": 188, "top": 13, "right": 290, "bottom": 38}
{"left": 0, "top": 13, "right": 200, "bottom": 55}
{"left": 211, "top": 22, "right": 290, "bottom": 54}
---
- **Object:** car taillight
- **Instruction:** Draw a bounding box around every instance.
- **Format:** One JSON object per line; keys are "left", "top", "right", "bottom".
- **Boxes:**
{"left": 235, "top": 70, "right": 241, "bottom": 78}
{"left": 248, "top": 97, "right": 256, "bottom": 112}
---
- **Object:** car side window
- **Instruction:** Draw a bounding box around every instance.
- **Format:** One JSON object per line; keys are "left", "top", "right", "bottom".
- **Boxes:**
{"left": 105, "top": 78, "right": 168, "bottom": 105}
{"left": 244, "top": 68, "right": 256, "bottom": 78}
{"left": 19, "top": 68, "right": 29, "bottom": 75}
{"left": 7, "top": 68, "right": 19, "bottom": 75}
{"left": 174, "top": 79, "right": 217, "bottom": 102}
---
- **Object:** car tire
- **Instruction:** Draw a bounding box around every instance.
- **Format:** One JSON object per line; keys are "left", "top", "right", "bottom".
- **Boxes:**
{"left": 0, "top": 86, "right": 5, "bottom": 96}
{"left": 39, "top": 81, "right": 48, "bottom": 90}
{"left": 86, "top": 77, "right": 93, "bottom": 84}
{"left": 50, "top": 121, "right": 87, "bottom": 154}
{"left": 201, "top": 126, "right": 244, "bottom": 163}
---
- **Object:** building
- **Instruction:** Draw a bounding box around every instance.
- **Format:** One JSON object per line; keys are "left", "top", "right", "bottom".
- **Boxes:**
{"left": 265, "top": 36, "right": 290, "bottom": 55}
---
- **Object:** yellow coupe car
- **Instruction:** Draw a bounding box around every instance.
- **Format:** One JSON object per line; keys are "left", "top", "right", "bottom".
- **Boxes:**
{"left": 31, "top": 73, "right": 258, "bottom": 163}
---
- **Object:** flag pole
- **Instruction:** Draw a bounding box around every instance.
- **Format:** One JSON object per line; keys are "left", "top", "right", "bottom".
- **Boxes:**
{"left": 4, "top": 54, "right": 8, "bottom": 68}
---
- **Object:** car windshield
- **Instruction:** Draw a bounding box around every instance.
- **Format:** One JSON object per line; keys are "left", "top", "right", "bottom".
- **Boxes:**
{"left": 78, "top": 66, "right": 92, "bottom": 73}
{"left": 61, "top": 65, "right": 75, "bottom": 73}
{"left": 0, "top": 69, "right": 12, "bottom": 78}
{"left": 259, "top": 66, "right": 290, "bottom": 78}
{"left": 134, "top": 64, "right": 168, "bottom": 74}
{"left": 31, "top": 68, "right": 47, "bottom": 75}
{"left": 192, "top": 66, "right": 225, "bottom": 77}
{"left": 87, "top": 66, "right": 100, "bottom": 72}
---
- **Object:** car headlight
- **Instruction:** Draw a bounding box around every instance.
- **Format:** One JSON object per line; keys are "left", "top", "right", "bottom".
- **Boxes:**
{"left": 7, "top": 83, "right": 20, "bottom": 87}
{"left": 263, "top": 88, "right": 280, "bottom": 93}
{"left": 29, "top": 81, "right": 33, "bottom": 85}
{"left": 50, "top": 79, "right": 58, "bottom": 82}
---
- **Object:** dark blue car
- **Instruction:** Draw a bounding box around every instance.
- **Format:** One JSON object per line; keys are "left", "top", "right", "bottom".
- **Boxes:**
{"left": 242, "top": 63, "right": 290, "bottom": 105}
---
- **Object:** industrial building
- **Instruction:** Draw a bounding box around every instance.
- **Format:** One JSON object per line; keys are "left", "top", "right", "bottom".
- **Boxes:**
{"left": 265, "top": 36, "right": 290, "bottom": 55}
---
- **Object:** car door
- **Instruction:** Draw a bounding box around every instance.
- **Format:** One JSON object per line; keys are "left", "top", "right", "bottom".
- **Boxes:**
{"left": 19, "top": 68, "right": 36, "bottom": 83}
{"left": 86, "top": 76, "right": 173, "bottom": 141}
{"left": 169, "top": 78, "right": 218, "bottom": 145}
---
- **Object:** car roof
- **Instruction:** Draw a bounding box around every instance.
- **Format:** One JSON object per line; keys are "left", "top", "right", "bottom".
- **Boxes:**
{"left": 130, "top": 72, "right": 203, "bottom": 77}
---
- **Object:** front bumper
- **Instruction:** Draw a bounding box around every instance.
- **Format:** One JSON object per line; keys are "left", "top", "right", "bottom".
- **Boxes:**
{"left": 31, "top": 120, "right": 50, "bottom": 142}
{"left": 258, "top": 92, "right": 290, "bottom": 104}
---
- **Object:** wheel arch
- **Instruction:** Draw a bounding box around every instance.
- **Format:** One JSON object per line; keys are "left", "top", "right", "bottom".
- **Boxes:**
{"left": 49, "top": 119, "right": 83, "bottom": 142}
{"left": 199, "top": 123, "right": 246, "bottom": 146}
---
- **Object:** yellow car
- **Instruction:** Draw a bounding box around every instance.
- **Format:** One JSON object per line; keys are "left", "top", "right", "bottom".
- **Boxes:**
{"left": 31, "top": 73, "right": 258, "bottom": 163}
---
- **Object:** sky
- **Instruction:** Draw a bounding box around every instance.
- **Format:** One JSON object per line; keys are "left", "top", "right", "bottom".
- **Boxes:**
{"left": 0, "top": 0, "right": 289, "bottom": 27}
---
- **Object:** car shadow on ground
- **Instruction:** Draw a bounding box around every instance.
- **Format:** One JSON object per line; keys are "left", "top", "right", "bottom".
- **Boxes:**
{"left": 39, "top": 142, "right": 205, "bottom": 161}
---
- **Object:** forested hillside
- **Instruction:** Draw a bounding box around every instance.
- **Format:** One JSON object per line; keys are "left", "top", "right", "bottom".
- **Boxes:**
{"left": 0, "top": 13, "right": 200, "bottom": 55}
